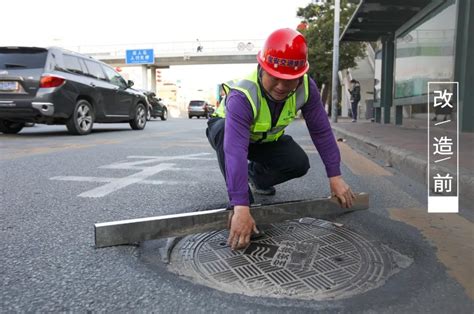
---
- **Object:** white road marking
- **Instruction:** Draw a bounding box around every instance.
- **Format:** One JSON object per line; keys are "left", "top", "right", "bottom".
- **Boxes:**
{"left": 101, "top": 153, "right": 216, "bottom": 170}
{"left": 50, "top": 153, "right": 218, "bottom": 198}
{"left": 51, "top": 176, "right": 113, "bottom": 183}
{"left": 79, "top": 163, "right": 176, "bottom": 197}
{"left": 50, "top": 176, "right": 186, "bottom": 186}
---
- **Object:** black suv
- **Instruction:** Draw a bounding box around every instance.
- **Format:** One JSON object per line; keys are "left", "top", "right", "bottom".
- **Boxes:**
{"left": 0, "top": 46, "right": 148, "bottom": 135}
{"left": 140, "top": 91, "right": 168, "bottom": 121}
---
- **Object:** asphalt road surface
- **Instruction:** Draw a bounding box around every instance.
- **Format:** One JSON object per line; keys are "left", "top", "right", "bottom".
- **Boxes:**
{"left": 1, "top": 118, "right": 472, "bottom": 312}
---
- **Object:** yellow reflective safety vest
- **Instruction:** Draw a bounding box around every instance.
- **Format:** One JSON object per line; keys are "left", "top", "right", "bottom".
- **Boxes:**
{"left": 214, "top": 70, "right": 309, "bottom": 143}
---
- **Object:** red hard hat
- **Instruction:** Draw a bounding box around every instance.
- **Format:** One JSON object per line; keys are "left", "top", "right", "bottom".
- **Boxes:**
{"left": 257, "top": 28, "right": 310, "bottom": 80}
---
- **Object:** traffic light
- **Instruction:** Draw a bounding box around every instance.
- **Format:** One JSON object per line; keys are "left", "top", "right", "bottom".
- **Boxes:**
{"left": 156, "top": 70, "right": 162, "bottom": 83}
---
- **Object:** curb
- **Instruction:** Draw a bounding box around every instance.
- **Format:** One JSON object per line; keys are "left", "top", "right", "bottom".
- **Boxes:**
{"left": 331, "top": 125, "right": 474, "bottom": 203}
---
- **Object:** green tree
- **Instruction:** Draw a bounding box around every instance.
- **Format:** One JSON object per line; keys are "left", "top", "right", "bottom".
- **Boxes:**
{"left": 297, "top": 1, "right": 366, "bottom": 111}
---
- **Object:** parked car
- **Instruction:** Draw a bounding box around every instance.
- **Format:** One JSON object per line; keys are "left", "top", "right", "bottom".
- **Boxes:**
{"left": 139, "top": 90, "right": 167, "bottom": 121}
{"left": 0, "top": 46, "right": 148, "bottom": 135}
{"left": 188, "top": 100, "right": 213, "bottom": 119}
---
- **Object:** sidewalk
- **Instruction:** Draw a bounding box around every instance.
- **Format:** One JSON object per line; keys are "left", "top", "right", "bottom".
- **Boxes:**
{"left": 330, "top": 117, "right": 474, "bottom": 206}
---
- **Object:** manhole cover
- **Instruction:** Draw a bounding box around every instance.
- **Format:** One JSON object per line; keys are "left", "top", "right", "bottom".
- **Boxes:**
{"left": 168, "top": 218, "right": 412, "bottom": 300}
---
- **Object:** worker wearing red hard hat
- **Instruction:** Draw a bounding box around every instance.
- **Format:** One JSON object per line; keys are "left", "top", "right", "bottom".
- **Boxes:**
{"left": 207, "top": 28, "right": 355, "bottom": 250}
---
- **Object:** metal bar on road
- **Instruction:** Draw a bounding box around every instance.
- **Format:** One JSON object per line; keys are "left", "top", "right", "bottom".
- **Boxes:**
{"left": 95, "top": 193, "right": 369, "bottom": 248}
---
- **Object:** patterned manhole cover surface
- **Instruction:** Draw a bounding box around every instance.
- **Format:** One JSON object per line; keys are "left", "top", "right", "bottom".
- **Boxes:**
{"left": 168, "top": 218, "right": 412, "bottom": 300}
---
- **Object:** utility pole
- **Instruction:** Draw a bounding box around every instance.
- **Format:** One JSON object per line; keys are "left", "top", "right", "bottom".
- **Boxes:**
{"left": 331, "top": 0, "right": 340, "bottom": 122}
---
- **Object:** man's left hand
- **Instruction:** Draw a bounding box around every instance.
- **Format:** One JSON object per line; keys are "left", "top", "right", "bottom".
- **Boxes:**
{"left": 329, "top": 176, "right": 355, "bottom": 208}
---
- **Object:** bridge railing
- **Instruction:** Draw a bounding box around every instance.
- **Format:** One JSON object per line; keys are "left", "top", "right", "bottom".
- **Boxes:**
{"left": 72, "top": 39, "right": 264, "bottom": 59}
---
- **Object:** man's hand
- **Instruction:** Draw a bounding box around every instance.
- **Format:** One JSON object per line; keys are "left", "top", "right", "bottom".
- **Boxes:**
{"left": 227, "top": 205, "right": 258, "bottom": 250}
{"left": 329, "top": 176, "right": 355, "bottom": 208}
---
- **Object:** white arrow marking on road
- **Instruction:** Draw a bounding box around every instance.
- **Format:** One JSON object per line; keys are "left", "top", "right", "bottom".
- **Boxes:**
{"left": 78, "top": 163, "right": 176, "bottom": 198}
{"left": 50, "top": 153, "right": 217, "bottom": 198}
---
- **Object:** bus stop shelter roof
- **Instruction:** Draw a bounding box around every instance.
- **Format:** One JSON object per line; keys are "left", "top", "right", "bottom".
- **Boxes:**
{"left": 341, "top": 0, "right": 432, "bottom": 42}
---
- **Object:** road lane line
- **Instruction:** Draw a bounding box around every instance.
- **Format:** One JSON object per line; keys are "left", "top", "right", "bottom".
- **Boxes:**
{"left": 50, "top": 176, "right": 189, "bottom": 185}
{"left": 51, "top": 176, "right": 114, "bottom": 183}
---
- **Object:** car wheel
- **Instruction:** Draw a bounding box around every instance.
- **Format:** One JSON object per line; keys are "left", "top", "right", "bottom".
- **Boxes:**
{"left": 0, "top": 119, "right": 25, "bottom": 134}
{"left": 130, "top": 103, "right": 147, "bottom": 130}
{"left": 146, "top": 105, "right": 152, "bottom": 121}
{"left": 160, "top": 108, "right": 168, "bottom": 121}
{"left": 66, "top": 99, "right": 94, "bottom": 135}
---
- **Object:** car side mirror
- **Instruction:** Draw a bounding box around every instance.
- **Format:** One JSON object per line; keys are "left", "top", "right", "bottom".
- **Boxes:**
{"left": 127, "top": 80, "right": 134, "bottom": 88}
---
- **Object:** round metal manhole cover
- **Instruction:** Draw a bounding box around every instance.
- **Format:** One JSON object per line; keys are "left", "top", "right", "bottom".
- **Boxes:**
{"left": 168, "top": 218, "right": 412, "bottom": 300}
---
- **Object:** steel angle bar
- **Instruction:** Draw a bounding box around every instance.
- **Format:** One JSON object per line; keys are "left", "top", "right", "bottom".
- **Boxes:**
{"left": 95, "top": 193, "right": 369, "bottom": 248}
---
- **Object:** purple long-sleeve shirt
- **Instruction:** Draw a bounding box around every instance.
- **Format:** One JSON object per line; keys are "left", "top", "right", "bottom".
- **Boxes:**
{"left": 224, "top": 77, "right": 341, "bottom": 206}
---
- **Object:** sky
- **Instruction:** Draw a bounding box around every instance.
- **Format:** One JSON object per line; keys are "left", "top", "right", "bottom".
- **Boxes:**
{"left": 3, "top": 0, "right": 310, "bottom": 46}
{"left": 3, "top": 0, "right": 311, "bottom": 100}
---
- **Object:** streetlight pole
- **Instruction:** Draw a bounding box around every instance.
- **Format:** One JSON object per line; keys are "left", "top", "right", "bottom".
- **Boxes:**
{"left": 331, "top": 0, "right": 340, "bottom": 122}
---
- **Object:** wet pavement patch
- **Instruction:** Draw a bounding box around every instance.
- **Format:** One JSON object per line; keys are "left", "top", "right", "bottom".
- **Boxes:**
{"left": 168, "top": 218, "right": 412, "bottom": 300}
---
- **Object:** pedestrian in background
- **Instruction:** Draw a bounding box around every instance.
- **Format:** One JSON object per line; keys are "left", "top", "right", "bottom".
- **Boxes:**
{"left": 349, "top": 79, "right": 361, "bottom": 122}
{"left": 206, "top": 28, "right": 355, "bottom": 251}
{"left": 196, "top": 39, "right": 203, "bottom": 52}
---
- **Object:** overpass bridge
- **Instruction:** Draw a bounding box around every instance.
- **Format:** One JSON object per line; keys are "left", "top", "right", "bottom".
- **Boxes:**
{"left": 73, "top": 39, "right": 263, "bottom": 92}
{"left": 78, "top": 39, "right": 263, "bottom": 67}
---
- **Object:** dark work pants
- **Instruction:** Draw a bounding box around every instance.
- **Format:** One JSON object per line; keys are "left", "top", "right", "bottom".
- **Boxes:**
{"left": 351, "top": 100, "right": 359, "bottom": 121}
{"left": 206, "top": 117, "right": 310, "bottom": 192}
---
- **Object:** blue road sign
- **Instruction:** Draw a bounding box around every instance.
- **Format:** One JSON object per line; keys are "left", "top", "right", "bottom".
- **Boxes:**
{"left": 125, "top": 49, "right": 154, "bottom": 65}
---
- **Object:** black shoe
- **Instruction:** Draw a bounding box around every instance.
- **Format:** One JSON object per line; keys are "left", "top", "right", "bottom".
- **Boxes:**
{"left": 248, "top": 176, "right": 276, "bottom": 195}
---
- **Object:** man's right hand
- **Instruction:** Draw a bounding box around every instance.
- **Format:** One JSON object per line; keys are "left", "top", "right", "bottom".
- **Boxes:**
{"left": 227, "top": 205, "right": 258, "bottom": 250}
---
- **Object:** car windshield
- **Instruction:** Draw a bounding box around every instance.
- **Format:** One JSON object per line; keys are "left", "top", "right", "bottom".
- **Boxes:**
{"left": 189, "top": 101, "right": 205, "bottom": 107}
{"left": 0, "top": 47, "right": 48, "bottom": 69}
